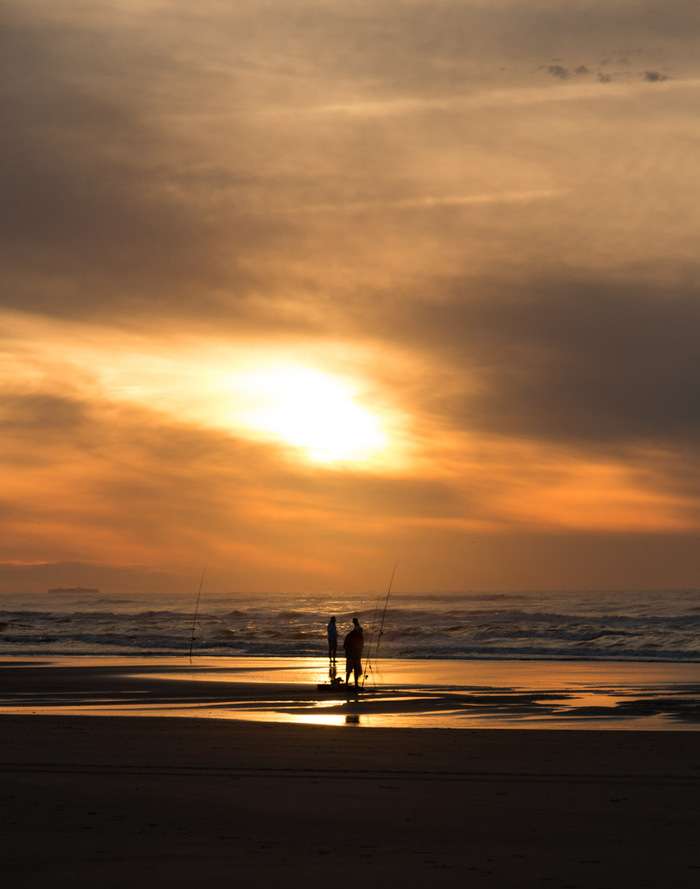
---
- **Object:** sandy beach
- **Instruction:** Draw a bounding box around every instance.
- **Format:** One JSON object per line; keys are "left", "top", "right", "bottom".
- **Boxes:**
{"left": 1, "top": 714, "right": 698, "bottom": 889}
{"left": 1, "top": 658, "right": 699, "bottom": 887}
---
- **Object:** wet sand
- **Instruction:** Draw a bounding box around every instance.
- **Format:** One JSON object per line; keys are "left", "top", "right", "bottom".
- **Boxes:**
{"left": 1, "top": 656, "right": 699, "bottom": 729}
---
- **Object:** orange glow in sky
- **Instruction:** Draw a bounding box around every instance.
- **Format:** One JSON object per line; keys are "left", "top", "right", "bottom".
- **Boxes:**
{"left": 2, "top": 1, "right": 700, "bottom": 595}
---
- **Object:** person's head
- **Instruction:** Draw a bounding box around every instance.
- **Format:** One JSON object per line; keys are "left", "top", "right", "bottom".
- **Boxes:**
{"left": 352, "top": 617, "right": 359, "bottom": 627}
{"left": 330, "top": 616, "right": 336, "bottom": 623}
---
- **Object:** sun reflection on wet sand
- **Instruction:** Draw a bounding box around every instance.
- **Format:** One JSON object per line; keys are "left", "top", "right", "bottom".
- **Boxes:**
{"left": 0, "top": 656, "right": 698, "bottom": 730}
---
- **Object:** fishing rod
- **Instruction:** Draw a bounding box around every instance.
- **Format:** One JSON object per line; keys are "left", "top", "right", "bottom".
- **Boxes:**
{"left": 361, "top": 590, "right": 384, "bottom": 689}
{"left": 362, "top": 559, "right": 398, "bottom": 689}
{"left": 188, "top": 567, "right": 207, "bottom": 665}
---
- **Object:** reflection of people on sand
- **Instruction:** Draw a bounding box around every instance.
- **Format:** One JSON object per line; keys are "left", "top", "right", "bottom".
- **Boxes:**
{"left": 327, "top": 616, "right": 338, "bottom": 660}
{"left": 343, "top": 617, "right": 364, "bottom": 689}
{"left": 317, "top": 658, "right": 344, "bottom": 690}
{"left": 327, "top": 660, "right": 344, "bottom": 688}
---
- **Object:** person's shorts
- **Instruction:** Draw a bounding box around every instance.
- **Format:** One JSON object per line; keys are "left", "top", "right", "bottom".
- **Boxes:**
{"left": 346, "top": 654, "right": 362, "bottom": 673}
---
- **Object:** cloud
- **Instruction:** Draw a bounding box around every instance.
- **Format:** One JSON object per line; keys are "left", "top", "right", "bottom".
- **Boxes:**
{"left": 2, "top": 0, "right": 700, "bottom": 591}
{"left": 0, "top": 4, "right": 289, "bottom": 323}
{"left": 364, "top": 273, "right": 700, "bottom": 448}
{"left": 644, "top": 70, "right": 671, "bottom": 82}
{"left": 2, "top": 0, "right": 696, "bottom": 325}
{"left": 1, "top": 392, "right": 88, "bottom": 435}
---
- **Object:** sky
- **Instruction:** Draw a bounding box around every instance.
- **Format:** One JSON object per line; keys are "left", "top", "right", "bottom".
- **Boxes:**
{"left": 2, "top": 0, "right": 700, "bottom": 595}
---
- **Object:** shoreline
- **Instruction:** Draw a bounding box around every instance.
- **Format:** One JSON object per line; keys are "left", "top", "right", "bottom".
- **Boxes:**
{"left": 1, "top": 655, "right": 699, "bottom": 730}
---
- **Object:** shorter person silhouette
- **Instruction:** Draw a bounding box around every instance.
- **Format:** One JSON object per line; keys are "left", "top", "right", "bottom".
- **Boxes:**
{"left": 327, "top": 616, "right": 338, "bottom": 661}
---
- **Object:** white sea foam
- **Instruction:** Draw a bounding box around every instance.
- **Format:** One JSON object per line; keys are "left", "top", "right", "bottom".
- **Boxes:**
{"left": 0, "top": 589, "right": 698, "bottom": 661}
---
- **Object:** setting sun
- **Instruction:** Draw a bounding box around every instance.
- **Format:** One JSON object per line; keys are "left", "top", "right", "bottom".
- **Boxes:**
{"left": 233, "top": 365, "right": 388, "bottom": 464}
{"left": 4, "top": 0, "right": 700, "bottom": 596}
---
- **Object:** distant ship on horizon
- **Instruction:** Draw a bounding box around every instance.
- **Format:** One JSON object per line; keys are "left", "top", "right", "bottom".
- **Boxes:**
{"left": 47, "top": 587, "right": 100, "bottom": 595}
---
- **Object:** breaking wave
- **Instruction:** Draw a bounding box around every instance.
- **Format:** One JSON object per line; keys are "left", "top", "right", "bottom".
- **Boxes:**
{"left": 0, "top": 589, "right": 698, "bottom": 661}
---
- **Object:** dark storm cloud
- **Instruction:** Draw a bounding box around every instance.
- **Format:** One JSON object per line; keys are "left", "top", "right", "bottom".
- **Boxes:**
{"left": 376, "top": 274, "right": 700, "bottom": 447}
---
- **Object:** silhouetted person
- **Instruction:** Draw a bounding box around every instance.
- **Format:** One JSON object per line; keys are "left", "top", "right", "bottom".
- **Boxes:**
{"left": 327, "top": 616, "right": 338, "bottom": 660}
{"left": 343, "top": 617, "right": 364, "bottom": 688}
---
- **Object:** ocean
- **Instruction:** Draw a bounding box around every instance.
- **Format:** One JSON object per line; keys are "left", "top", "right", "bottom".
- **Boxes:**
{"left": 1, "top": 588, "right": 698, "bottom": 662}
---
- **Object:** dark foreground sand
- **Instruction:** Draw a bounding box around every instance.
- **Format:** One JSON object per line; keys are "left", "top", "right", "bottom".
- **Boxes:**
{"left": 2, "top": 714, "right": 699, "bottom": 889}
